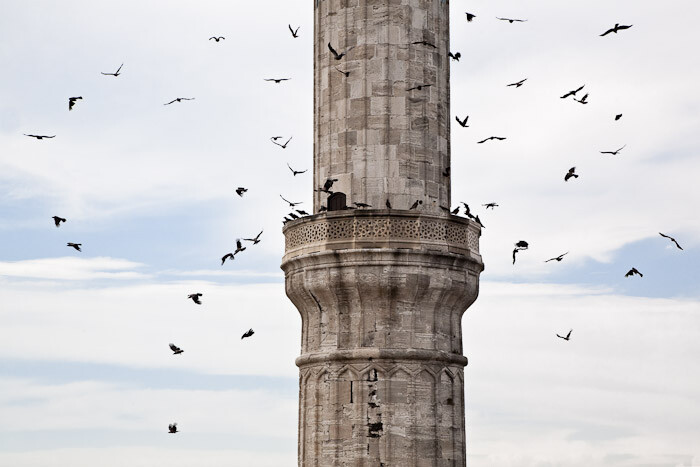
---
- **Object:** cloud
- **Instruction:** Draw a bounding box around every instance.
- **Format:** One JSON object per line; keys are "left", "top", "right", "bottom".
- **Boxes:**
{"left": 0, "top": 257, "right": 148, "bottom": 281}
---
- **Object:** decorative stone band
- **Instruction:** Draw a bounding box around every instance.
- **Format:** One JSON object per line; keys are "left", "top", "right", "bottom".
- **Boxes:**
{"left": 283, "top": 210, "right": 480, "bottom": 261}
{"left": 296, "top": 348, "right": 468, "bottom": 369}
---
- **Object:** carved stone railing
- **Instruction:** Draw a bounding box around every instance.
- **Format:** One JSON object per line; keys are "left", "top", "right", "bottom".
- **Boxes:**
{"left": 282, "top": 209, "right": 481, "bottom": 262}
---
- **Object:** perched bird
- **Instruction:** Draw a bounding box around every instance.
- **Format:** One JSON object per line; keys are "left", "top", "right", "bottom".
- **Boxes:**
{"left": 318, "top": 206, "right": 327, "bottom": 212}
{"left": 560, "top": 85, "right": 585, "bottom": 99}
{"left": 287, "top": 163, "right": 307, "bottom": 176}
{"left": 234, "top": 239, "right": 246, "bottom": 255}
{"left": 573, "top": 93, "right": 589, "bottom": 104}
{"left": 455, "top": 115, "right": 469, "bottom": 127}
{"left": 272, "top": 136, "right": 293, "bottom": 148}
{"left": 52, "top": 216, "right": 66, "bottom": 227}
{"left": 625, "top": 268, "right": 643, "bottom": 278}
{"left": 407, "top": 84, "right": 432, "bottom": 91}
{"left": 24, "top": 134, "right": 55, "bottom": 140}
{"left": 244, "top": 230, "right": 263, "bottom": 245}
{"left": 600, "top": 145, "right": 626, "bottom": 156}
{"left": 241, "top": 328, "right": 254, "bottom": 339}
{"left": 477, "top": 136, "right": 506, "bottom": 144}
{"left": 289, "top": 25, "right": 300, "bottom": 38}
{"left": 385, "top": 199, "right": 392, "bottom": 209}
{"left": 168, "top": 423, "right": 178, "bottom": 433}
{"left": 515, "top": 240, "right": 529, "bottom": 249}
{"left": 451, "top": 206, "right": 460, "bottom": 215}
{"left": 236, "top": 187, "right": 247, "bottom": 197}
{"left": 556, "top": 329, "right": 573, "bottom": 341}
{"left": 209, "top": 36, "right": 225, "bottom": 42}
{"left": 474, "top": 217, "right": 487, "bottom": 230}
{"left": 221, "top": 253, "right": 235, "bottom": 265}
{"left": 354, "top": 202, "right": 371, "bottom": 208}
{"left": 497, "top": 17, "right": 527, "bottom": 23}
{"left": 545, "top": 252, "right": 569, "bottom": 262}
{"left": 101, "top": 63, "right": 123, "bottom": 76}
{"left": 448, "top": 52, "right": 461, "bottom": 61}
{"left": 67, "top": 242, "right": 81, "bottom": 251}
{"left": 615, "top": 114, "right": 623, "bottom": 121}
{"left": 600, "top": 23, "right": 633, "bottom": 37}
{"left": 68, "top": 96, "right": 82, "bottom": 111}
{"left": 164, "top": 97, "right": 195, "bottom": 105}
{"left": 288, "top": 212, "right": 300, "bottom": 220}
{"left": 296, "top": 209, "right": 310, "bottom": 216}
{"left": 412, "top": 40, "right": 436, "bottom": 48}
{"left": 507, "top": 78, "right": 527, "bottom": 88}
{"left": 328, "top": 42, "right": 353, "bottom": 60}
{"left": 187, "top": 293, "right": 202, "bottom": 304}
{"left": 335, "top": 67, "right": 350, "bottom": 77}
{"left": 442, "top": 167, "right": 451, "bottom": 177}
{"left": 465, "top": 12, "right": 476, "bottom": 22}
{"left": 280, "top": 195, "right": 302, "bottom": 207}
{"left": 409, "top": 200, "right": 422, "bottom": 210}
{"left": 564, "top": 167, "right": 578, "bottom": 181}
{"left": 483, "top": 203, "right": 499, "bottom": 209}
{"left": 169, "top": 343, "right": 184, "bottom": 355}
{"left": 659, "top": 233, "right": 683, "bottom": 250}
{"left": 283, "top": 216, "right": 293, "bottom": 224}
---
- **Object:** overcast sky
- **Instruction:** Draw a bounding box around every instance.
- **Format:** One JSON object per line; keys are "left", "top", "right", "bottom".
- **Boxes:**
{"left": 1, "top": 1, "right": 699, "bottom": 466}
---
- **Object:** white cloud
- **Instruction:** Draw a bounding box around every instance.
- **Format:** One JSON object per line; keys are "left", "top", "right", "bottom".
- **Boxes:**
{"left": 0, "top": 257, "right": 148, "bottom": 281}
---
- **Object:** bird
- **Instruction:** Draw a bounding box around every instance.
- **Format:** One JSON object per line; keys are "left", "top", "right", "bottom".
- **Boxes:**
{"left": 461, "top": 203, "right": 472, "bottom": 218}
{"left": 168, "top": 423, "right": 178, "bottom": 433}
{"left": 556, "top": 329, "right": 572, "bottom": 341}
{"left": 287, "top": 163, "right": 307, "bottom": 176}
{"left": 455, "top": 115, "right": 469, "bottom": 128}
{"left": 296, "top": 209, "right": 310, "bottom": 216}
{"left": 101, "top": 63, "right": 123, "bottom": 76}
{"left": 483, "top": 203, "right": 499, "bottom": 209}
{"left": 319, "top": 178, "right": 338, "bottom": 193}
{"left": 573, "top": 93, "right": 589, "bottom": 104}
{"left": 560, "top": 85, "right": 585, "bottom": 99}
{"left": 289, "top": 25, "right": 300, "bottom": 38}
{"left": 241, "top": 328, "right": 254, "bottom": 339}
{"left": 600, "top": 24, "right": 633, "bottom": 37}
{"left": 625, "top": 268, "right": 643, "bottom": 278}
{"left": 272, "top": 136, "right": 293, "bottom": 148}
{"left": 209, "top": 36, "right": 225, "bottom": 42}
{"left": 442, "top": 167, "right": 451, "bottom": 177}
{"left": 288, "top": 212, "right": 300, "bottom": 220}
{"left": 659, "top": 233, "right": 683, "bottom": 250}
{"left": 68, "top": 96, "right": 82, "bottom": 111}
{"left": 187, "top": 293, "right": 202, "bottom": 304}
{"left": 515, "top": 240, "right": 529, "bottom": 249}
{"left": 354, "top": 202, "right": 371, "bottom": 208}
{"left": 497, "top": 17, "right": 527, "bottom": 23}
{"left": 283, "top": 216, "right": 293, "bottom": 224}
{"left": 412, "top": 40, "right": 436, "bottom": 48}
{"left": 164, "top": 97, "right": 195, "bottom": 105}
{"left": 236, "top": 187, "right": 247, "bottom": 197}
{"left": 318, "top": 206, "right": 327, "bottom": 212}
{"left": 244, "top": 230, "right": 263, "bottom": 245}
{"left": 465, "top": 12, "right": 476, "bottom": 22}
{"left": 280, "top": 195, "right": 303, "bottom": 207}
{"left": 335, "top": 66, "right": 350, "bottom": 77}
{"left": 385, "top": 199, "right": 392, "bottom": 209}
{"left": 477, "top": 136, "right": 506, "bottom": 144}
{"left": 67, "top": 242, "right": 81, "bottom": 251}
{"left": 24, "top": 134, "right": 55, "bottom": 140}
{"left": 564, "top": 167, "right": 578, "bottom": 181}
{"left": 507, "top": 78, "right": 527, "bottom": 88}
{"left": 448, "top": 52, "right": 461, "bottom": 61}
{"left": 265, "top": 78, "right": 291, "bottom": 84}
{"left": 615, "top": 114, "right": 623, "bottom": 121}
{"left": 407, "top": 84, "right": 432, "bottom": 91}
{"left": 600, "top": 145, "right": 626, "bottom": 156}
{"left": 169, "top": 343, "right": 184, "bottom": 355}
{"left": 52, "top": 216, "right": 66, "bottom": 227}
{"left": 451, "top": 206, "right": 460, "bottom": 215}
{"left": 328, "top": 42, "right": 353, "bottom": 60}
{"left": 545, "top": 252, "right": 569, "bottom": 262}
{"left": 409, "top": 200, "right": 423, "bottom": 210}
{"left": 221, "top": 253, "right": 235, "bottom": 265}
{"left": 234, "top": 239, "right": 246, "bottom": 255}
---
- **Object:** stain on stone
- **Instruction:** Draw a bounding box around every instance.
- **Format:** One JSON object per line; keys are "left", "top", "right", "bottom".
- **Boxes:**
{"left": 368, "top": 422, "right": 383, "bottom": 438}
{"left": 350, "top": 381, "right": 354, "bottom": 403}
{"left": 367, "top": 369, "right": 378, "bottom": 382}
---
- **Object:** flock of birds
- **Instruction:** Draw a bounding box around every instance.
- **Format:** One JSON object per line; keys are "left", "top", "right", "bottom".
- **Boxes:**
{"left": 22, "top": 9, "right": 685, "bottom": 436}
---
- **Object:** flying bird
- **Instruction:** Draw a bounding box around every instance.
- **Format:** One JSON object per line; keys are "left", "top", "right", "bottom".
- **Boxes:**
{"left": 659, "top": 233, "right": 683, "bottom": 250}
{"left": 234, "top": 239, "right": 246, "bottom": 255}
{"left": 407, "top": 84, "right": 432, "bottom": 91}
{"left": 556, "top": 329, "right": 572, "bottom": 341}
{"left": 625, "top": 268, "right": 643, "bottom": 278}
{"left": 169, "top": 343, "right": 184, "bottom": 355}
{"left": 241, "top": 328, "right": 254, "bottom": 339}
{"left": 24, "top": 134, "right": 55, "bottom": 140}
{"left": 507, "top": 78, "right": 527, "bottom": 88}
{"left": 483, "top": 203, "right": 499, "bottom": 209}
{"left": 573, "top": 93, "right": 589, "bottom": 104}
{"left": 288, "top": 25, "right": 300, "bottom": 38}
{"left": 615, "top": 114, "right": 623, "bottom": 121}
{"left": 465, "top": 12, "right": 476, "bottom": 22}
{"left": 221, "top": 253, "right": 234, "bottom": 265}
{"left": 455, "top": 115, "right": 469, "bottom": 127}
{"left": 287, "top": 163, "right": 307, "bottom": 176}
{"left": 187, "top": 293, "right": 202, "bottom": 304}
{"left": 497, "top": 17, "right": 527, "bottom": 23}
{"left": 461, "top": 203, "right": 472, "bottom": 218}
{"left": 328, "top": 42, "right": 353, "bottom": 60}
{"left": 244, "top": 231, "right": 263, "bottom": 245}
{"left": 68, "top": 96, "right": 82, "bottom": 111}
{"left": 280, "top": 195, "right": 302, "bottom": 207}
{"left": 449, "top": 52, "right": 461, "bottom": 61}
{"left": 412, "top": 40, "right": 436, "bottom": 48}
{"left": 600, "top": 24, "right": 633, "bottom": 37}
{"left": 515, "top": 240, "right": 529, "bottom": 249}
{"left": 564, "top": 167, "right": 578, "bottom": 181}
{"left": 545, "top": 252, "right": 569, "bottom": 262}
{"left": 335, "top": 66, "right": 350, "bottom": 77}
{"left": 52, "top": 216, "right": 66, "bottom": 227}
{"left": 168, "top": 423, "right": 178, "bottom": 433}
{"left": 560, "top": 85, "right": 585, "bottom": 99}
{"left": 101, "top": 63, "right": 123, "bottom": 76}
{"left": 318, "top": 178, "right": 338, "bottom": 194}
{"left": 236, "top": 187, "right": 247, "bottom": 197}
{"left": 209, "top": 36, "right": 225, "bottom": 42}
{"left": 600, "top": 145, "right": 626, "bottom": 156}
{"left": 409, "top": 200, "right": 423, "bottom": 210}
{"left": 67, "top": 242, "right": 81, "bottom": 251}
{"left": 272, "top": 136, "right": 293, "bottom": 148}
{"left": 296, "top": 209, "right": 310, "bottom": 216}
{"left": 477, "top": 136, "right": 506, "bottom": 144}
{"left": 265, "top": 78, "right": 291, "bottom": 83}
{"left": 164, "top": 97, "right": 195, "bottom": 105}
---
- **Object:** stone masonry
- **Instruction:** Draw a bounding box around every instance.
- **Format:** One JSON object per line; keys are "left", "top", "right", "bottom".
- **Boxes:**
{"left": 282, "top": 1, "right": 483, "bottom": 466}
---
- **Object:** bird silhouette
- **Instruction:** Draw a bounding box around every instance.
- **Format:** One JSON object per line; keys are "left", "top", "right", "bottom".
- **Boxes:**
{"left": 168, "top": 423, "right": 178, "bottom": 433}
{"left": 244, "top": 230, "right": 263, "bottom": 245}
{"left": 67, "top": 242, "right": 81, "bottom": 251}
{"left": 236, "top": 187, "right": 247, "bottom": 197}
{"left": 221, "top": 253, "right": 234, "bottom": 265}
{"left": 545, "top": 252, "right": 569, "bottom": 262}
{"left": 409, "top": 200, "right": 423, "bottom": 210}
{"left": 407, "top": 84, "right": 432, "bottom": 91}
{"left": 564, "top": 167, "right": 578, "bottom": 181}
{"left": 101, "top": 63, "right": 123, "bottom": 76}
{"left": 335, "top": 66, "right": 350, "bottom": 77}
{"left": 449, "top": 52, "right": 461, "bottom": 61}
{"left": 265, "top": 78, "right": 291, "bottom": 84}
{"left": 288, "top": 212, "right": 300, "bottom": 220}
{"left": 412, "top": 40, "right": 436, "bottom": 48}
{"left": 443, "top": 167, "right": 451, "bottom": 177}
{"left": 318, "top": 178, "right": 338, "bottom": 194}
{"left": 241, "top": 328, "right": 254, "bottom": 339}
{"left": 169, "top": 343, "right": 184, "bottom": 355}
{"left": 328, "top": 42, "right": 353, "bottom": 60}
{"left": 600, "top": 24, "right": 633, "bottom": 37}
{"left": 497, "top": 17, "right": 527, "bottom": 23}
{"left": 52, "top": 216, "right": 66, "bottom": 227}
{"left": 296, "top": 209, "right": 310, "bottom": 216}
{"left": 455, "top": 115, "right": 469, "bottom": 127}
{"left": 68, "top": 96, "right": 82, "bottom": 111}
{"left": 573, "top": 93, "right": 589, "bottom": 104}
{"left": 512, "top": 248, "right": 520, "bottom": 264}
{"left": 465, "top": 13, "right": 476, "bottom": 22}
{"left": 625, "top": 268, "right": 643, "bottom": 278}
{"left": 164, "top": 97, "right": 195, "bottom": 105}
{"left": 209, "top": 36, "right": 225, "bottom": 42}
{"left": 659, "top": 233, "right": 683, "bottom": 250}
{"left": 187, "top": 293, "right": 202, "bottom": 304}
{"left": 560, "top": 85, "right": 585, "bottom": 99}
{"left": 234, "top": 239, "right": 246, "bottom": 255}
{"left": 477, "top": 136, "right": 506, "bottom": 144}
{"left": 507, "top": 78, "right": 527, "bottom": 88}
{"left": 287, "top": 163, "right": 307, "bottom": 176}
{"left": 385, "top": 199, "right": 392, "bottom": 209}
{"left": 461, "top": 203, "right": 472, "bottom": 218}
{"left": 615, "top": 114, "right": 623, "bottom": 121}
{"left": 272, "top": 136, "right": 293, "bottom": 148}
{"left": 288, "top": 25, "right": 300, "bottom": 38}
{"left": 483, "top": 203, "right": 499, "bottom": 209}
{"left": 280, "top": 195, "right": 303, "bottom": 207}
{"left": 24, "top": 134, "right": 55, "bottom": 140}
{"left": 600, "top": 145, "right": 626, "bottom": 156}
{"left": 451, "top": 206, "right": 460, "bottom": 215}
{"left": 556, "top": 329, "right": 572, "bottom": 341}
{"left": 515, "top": 240, "right": 529, "bottom": 249}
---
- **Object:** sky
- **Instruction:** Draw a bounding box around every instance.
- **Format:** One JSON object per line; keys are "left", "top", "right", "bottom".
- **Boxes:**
{"left": 0, "top": 0, "right": 699, "bottom": 466}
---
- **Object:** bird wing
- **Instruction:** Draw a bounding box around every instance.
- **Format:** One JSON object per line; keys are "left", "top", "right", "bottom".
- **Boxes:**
{"left": 618, "top": 24, "right": 632, "bottom": 30}
{"left": 600, "top": 28, "right": 614, "bottom": 36}
{"left": 328, "top": 42, "right": 339, "bottom": 57}
{"left": 169, "top": 343, "right": 179, "bottom": 351}
{"left": 284, "top": 136, "right": 293, "bottom": 145}
{"left": 512, "top": 249, "right": 517, "bottom": 264}
{"left": 164, "top": 99, "right": 176, "bottom": 105}
{"left": 476, "top": 138, "right": 487, "bottom": 144}
{"left": 289, "top": 24, "right": 295, "bottom": 34}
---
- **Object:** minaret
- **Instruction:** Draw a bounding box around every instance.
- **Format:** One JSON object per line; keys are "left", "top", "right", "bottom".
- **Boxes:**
{"left": 282, "top": 1, "right": 483, "bottom": 465}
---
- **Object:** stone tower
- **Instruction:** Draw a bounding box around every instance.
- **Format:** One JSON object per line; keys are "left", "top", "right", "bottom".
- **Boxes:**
{"left": 281, "top": 1, "right": 483, "bottom": 465}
